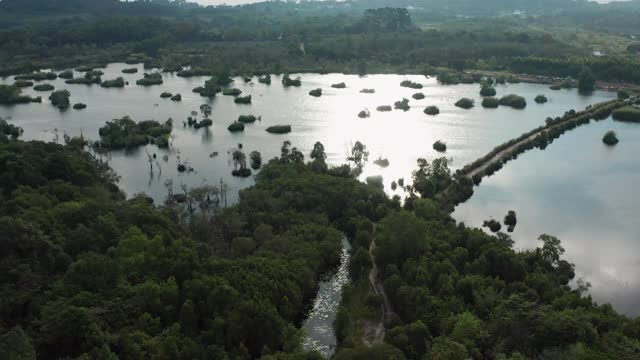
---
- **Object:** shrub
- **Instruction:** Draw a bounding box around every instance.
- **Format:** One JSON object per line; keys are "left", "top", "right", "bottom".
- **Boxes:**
{"left": 266, "top": 125, "right": 291, "bottom": 134}
{"left": 232, "top": 168, "right": 252, "bottom": 177}
{"left": 602, "top": 130, "right": 619, "bottom": 145}
{"left": 412, "top": 92, "right": 425, "bottom": 100}
{"left": 617, "top": 90, "right": 630, "bottom": 100}
{"left": 499, "top": 94, "right": 527, "bottom": 109}
{"left": 455, "top": 98, "right": 474, "bottom": 109}
{"left": 33, "top": 84, "right": 55, "bottom": 91}
{"left": 424, "top": 106, "right": 439, "bottom": 115}
{"left": 15, "top": 72, "right": 57, "bottom": 81}
{"left": 238, "top": 115, "right": 257, "bottom": 123}
{"left": 192, "top": 86, "right": 204, "bottom": 93}
{"left": 366, "top": 175, "right": 384, "bottom": 189}
{"left": 309, "top": 88, "right": 322, "bottom": 97}
{"left": 160, "top": 92, "right": 172, "bottom": 98}
{"left": 170, "top": 94, "right": 181, "bottom": 101}
{"left": 483, "top": 219, "right": 501, "bottom": 232}
{"left": 282, "top": 74, "right": 301, "bottom": 87}
{"left": 58, "top": 70, "right": 74, "bottom": 79}
{"left": 258, "top": 74, "right": 271, "bottom": 84}
{"left": 400, "top": 80, "right": 423, "bottom": 89}
{"left": 394, "top": 98, "right": 410, "bottom": 111}
{"left": 376, "top": 105, "right": 392, "bottom": 112}
{"left": 223, "top": 88, "right": 242, "bottom": 96}
{"left": 234, "top": 95, "right": 252, "bottom": 104}
{"left": 374, "top": 158, "right": 390, "bottom": 167}
{"left": 73, "top": 103, "right": 87, "bottom": 110}
{"left": 122, "top": 68, "right": 138, "bottom": 74}
{"left": 358, "top": 109, "right": 370, "bottom": 118}
{"left": 360, "top": 88, "right": 375, "bottom": 94}
{"left": 14, "top": 80, "right": 33, "bottom": 88}
{"left": 49, "top": 90, "right": 71, "bottom": 109}
{"left": 480, "top": 85, "right": 496, "bottom": 97}
{"left": 136, "top": 72, "right": 163, "bottom": 86}
{"left": 612, "top": 106, "right": 640, "bottom": 122}
{"left": 433, "top": 140, "right": 447, "bottom": 152}
{"left": 0, "top": 85, "right": 41, "bottom": 104}
{"left": 482, "top": 97, "right": 499, "bottom": 108}
{"left": 331, "top": 82, "right": 346, "bottom": 89}
{"left": 100, "top": 77, "right": 125, "bottom": 88}
{"left": 228, "top": 122, "right": 245, "bottom": 132}
{"left": 535, "top": 95, "right": 548, "bottom": 104}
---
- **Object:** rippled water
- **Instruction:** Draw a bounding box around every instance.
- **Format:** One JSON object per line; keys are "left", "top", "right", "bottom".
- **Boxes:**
{"left": 302, "top": 238, "right": 351, "bottom": 358}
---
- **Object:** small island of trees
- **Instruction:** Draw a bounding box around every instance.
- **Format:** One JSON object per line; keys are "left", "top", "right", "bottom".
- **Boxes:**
{"left": 455, "top": 97, "right": 475, "bottom": 109}
{"left": 266, "top": 125, "right": 291, "bottom": 134}
{"left": 282, "top": 74, "right": 301, "bottom": 87}
{"left": 227, "top": 122, "right": 245, "bottom": 132}
{"left": 433, "top": 140, "right": 447, "bottom": 152}
{"left": 49, "top": 90, "right": 71, "bottom": 110}
{"left": 376, "top": 105, "right": 392, "bottom": 112}
{"left": 73, "top": 103, "right": 87, "bottom": 110}
{"left": 100, "top": 77, "right": 125, "bottom": 88}
{"left": 424, "top": 105, "right": 440, "bottom": 115}
{"left": 14, "top": 80, "right": 33, "bottom": 88}
{"left": 358, "top": 109, "right": 371, "bottom": 118}
{"left": 258, "top": 74, "right": 271, "bottom": 84}
{"left": 234, "top": 95, "right": 252, "bottom": 104}
{"left": 360, "top": 88, "right": 375, "bottom": 94}
{"left": 535, "top": 94, "right": 549, "bottom": 104}
{"left": 160, "top": 92, "right": 172, "bottom": 98}
{"left": 499, "top": 94, "right": 527, "bottom": 109}
{"left": 480, "top": 84, "right": 497, "bottom": 97}
{"left": 309, "top": 88, "right": 322, "bottom": 97}
{"left": 400, "top": 79, "right": 423, "bottom": 89}
{"left": 122, "top": 67, "right": 138, "bottom": 74}
{"left": 237, "top": 115, "right": 257, "bottom": 123}
{"left": 331, "top": 82, "right": 346, "bottom": 89}
{"left": 394, "top": 98, "right": 410, "bottom": 111}
{"left": 222, "top": 88, "right": 242, "bottom": 96}
{"left": 612, "top": 106, "right": 640, "bottom": 122}
{"left": 0, "top": 85, "right": 41, "bottom": 104}
{"left": 170, "top": 94, "right": 181, "bottom": 101}
{"left": 602, "top": 130, "right": 619, "bottom": 145}
{"left": 95, "top": 116, "right": 172, "bottom": 150}
{"left": 15, "top": 72, "right": 57, "bottom": 81}
{"left": 412, "top": 92, "right": 425, "bottom": 100}
{"left": 482, "top": 97, "right": 499, "bottom": 108}
{"left": 58, "top": 70, "right": 73, "bottom": 79}
{"left": 136, "top": 72, "right": 163, "bottom": 86}
{"left": 33, "top": 84, "right": 55, "bottom": 91}
{"left": 504, "top": 210, "right": 517, "bottom": 232}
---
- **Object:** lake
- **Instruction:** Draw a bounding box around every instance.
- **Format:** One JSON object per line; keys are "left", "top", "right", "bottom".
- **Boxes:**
{"left": 454, "top": 116, "right": 640, "bottom": 317}
{"left": 3, "top": 63, "right": 636, "bottom": 316}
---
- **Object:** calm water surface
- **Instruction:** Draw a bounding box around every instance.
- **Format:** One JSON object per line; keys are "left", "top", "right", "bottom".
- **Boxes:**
{"left": 454, "top": 118, "right": 640, "bottom": 316}
{"left": 3, "top": 63, "right": 637, "bottom": 316}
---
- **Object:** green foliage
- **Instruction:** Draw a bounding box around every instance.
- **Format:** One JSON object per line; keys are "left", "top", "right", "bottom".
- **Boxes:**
{"left": 73, "top": 103, "right": 87, "bottom": 110}
{"left": 602, "top": 130, "right": 619, "bottom": 146}
{"left": 266, "top": 125, "right": 291, "bottom": 134}
{"left": 222, "top": 88, "right": 242, "bottom": 96}
{"left": 136, "top": 72, "right": 163, "bottom": 86}
{"left": 0, "top": 85, "right": 40, "bottom": 105}
{"left": 480, "top": 85, "right": 496, "bottom": 97}
{"left": 95, "top": 116, "right": 172, "bottom": 150}
{"left": 282, "top": 74, "right": 301, "bottom": 87}
{"left": 100, "top": 77, "right": 125, "bottom": 88}
{"left": 482, "top": 97, "right": 499, "bottom": 108}
{"left": 238, "top": 115, "right": 257, "bottom": 123}
{"left": 499, "top": 94, "right": 527, "bottom": 109}
{"left": 433, "top": 140, "right": 447, "bottom": 152}
{"left": 400, "top": 80, "right": 422, "bottom": 89}
{"left": 49, "top": 89, "right": 71, "bottom": 109}
{"left": 309, "top": 88, "right": 322, "bottom": 97}
{"left": 577, "top": 67, "right": 597, "bottom": 93}
{"left": 331, "top": 82, "right": 347, "bottom": 89}
{"left": 227, "top": 122, "right": 245, "bottom": 132}
{"left": 33, "top": 83, "right": 54, "bottom": 91}
{"left": 455, "top": 98, "right": 474, "bottom": 109}
{"left": 424, "top": 105, "right": 440, "bottom": 115}
{"left": 0, "top": 118, "right": 23, "bottom": 141}
{"left": 234, "top": 95, "right": 252, "bottom": 104}
{"left": 612, "top": 106, "right": 640, "bottom": 122}
{"left": 535, "top": 94, "right": 548, "bottom": 104}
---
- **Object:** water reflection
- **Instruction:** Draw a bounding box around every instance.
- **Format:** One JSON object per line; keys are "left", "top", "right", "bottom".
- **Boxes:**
{"left": 302, "top": 238, "right": 351, "bottom": 358}
{"left": 454, "top": 118, "right": 640, "bottom": 316}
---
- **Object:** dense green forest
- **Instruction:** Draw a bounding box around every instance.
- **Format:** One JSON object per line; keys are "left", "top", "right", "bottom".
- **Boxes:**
{"left": 2, "top": 0, "right": 640, "bottom": 84}
{"left": 1, "top": 121, "right": 640, "bottom": 358}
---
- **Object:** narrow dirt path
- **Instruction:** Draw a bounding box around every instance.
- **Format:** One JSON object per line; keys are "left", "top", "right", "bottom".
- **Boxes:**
{"left": 362, "top": 227, "right": 396, "bottom": 346}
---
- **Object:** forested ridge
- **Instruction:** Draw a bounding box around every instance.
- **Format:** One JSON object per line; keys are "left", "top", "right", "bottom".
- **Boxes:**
{"left": 1, "top": 124, "right": 640, "bottom": 359}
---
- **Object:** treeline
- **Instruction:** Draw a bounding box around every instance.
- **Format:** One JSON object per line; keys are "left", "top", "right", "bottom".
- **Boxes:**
{"left": 509, "top": 56, "right": 640, "bottom": 84}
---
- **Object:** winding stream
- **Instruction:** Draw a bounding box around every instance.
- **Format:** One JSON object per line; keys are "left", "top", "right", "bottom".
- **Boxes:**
{"left": 302, "top": 238, "right": 351, "bottom": 358}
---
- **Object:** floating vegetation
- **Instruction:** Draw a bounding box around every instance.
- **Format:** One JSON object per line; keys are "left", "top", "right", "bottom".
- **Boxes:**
{"left": 455, "top": 97, "right": 475, "bottom": 109}
{"left": 360, "top": 88, "right": 375, "bottom": 94}
{"left": 266, "top": 125, "right": 291, "bottom": 134}
{"left": 122, "top": 67, "right": 138, "bottom": 74}
{"left": 100, "top": 77, "right": 125, "bottom": 88}
{"left": 282, "top": 74, "right": 301, "bottom": 87}
{"left": 49, "top": 90, "right": 71, "bottom": 110}
{"left": 400, "top": 79, "right": 423, "bottom": 89}
{"left": 73, "top": 103, "right": 87, "bottom": 110}
{"left": 535, "top": 94, "right": 548, "bottom": 104}
{"left": 223, "top": 88, "right": 242, "bottom": 96}
{"left": 394, "top": 98, "right": 410, "bottom": 111}
{"left": 309, "top": 88, "right": 322, "bottom": 97}
{"left": 331, "top": 82, "right": 346, "bottom": 89}
{"left": 412, "top": 92, "right": 425, "bottom": 100}
{"left": 234, "top": 95, "right": 252, "bottom": 104}
{"left": 33, "top": 84, "right": 55, "bottom": 91}
{"left": 424, "top": 105, "right": 440, "bottom": 115}
{"left": 433, "top": 140, "right": 447, "bottom": 152}
{"left": 376, "top": 105, "right": 392, "bottom": 112}
{"left": 136, "top": 72, "right": 163, "bottom": 86}
{"left": 481, "top": 97, "right": 499, "bottom": 108}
